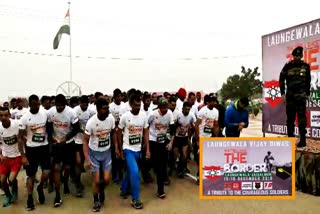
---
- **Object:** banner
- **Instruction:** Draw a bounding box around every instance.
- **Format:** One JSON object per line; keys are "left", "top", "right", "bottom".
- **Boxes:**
{"left": 262, "top": 18, "right": 320, "bottom": 138}
{"left": 199, "top": 138, "right": 295, "bottom": 199}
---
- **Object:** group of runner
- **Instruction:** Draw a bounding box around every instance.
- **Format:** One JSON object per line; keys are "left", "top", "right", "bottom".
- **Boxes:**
{"left": 0, "top": 88, "right": 223, "bottom": 212}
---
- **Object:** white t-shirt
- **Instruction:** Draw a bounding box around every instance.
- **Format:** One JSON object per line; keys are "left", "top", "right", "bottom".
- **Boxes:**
{"left": 148, "top": 110, "right": 174, "bottom": 143}
{"left": 196, "top": 100, "right": 203, "bottom": 105}
{"left": 166, "top": 109, "right": 179, "bottom": 140}
{"left": 47, "top": 106, "right": 79, "bottom": 144}
{"left": 119, "top": 111, "right": 148, "bottom": 152}
{"left": 40, "top": 105, "right": 50, "bottom": 113}
{"left": 85, "top": 114, "right": 115, "bottom": 152}
{"left": 175, "top": 112, "right": 196, "bottom": 137}
{"left": 109, "top": 102, "right": 124, "bottom": 122}
{"left": 190, "top": 104, "right": 198, "bottom": 116}
{"left": 140, "top": 107, "right": 152, "bottom": 118}
{"left": 73, "top": 106, "right": 96, "bottom": 144}
{"left": 119, "top": 102, "right": 131, "bottom": 116}
{"left": 119, "top": 102, "right": 144, "bottom": 117}
{"left": 9, "top": 108, "right": 15, "bottom": 114}
{"left": 88, "top": 104, "right": 97, "bottom": 114}
{"left": 172, "top": 109, "right": 180, "bottom": 122}
{"left": 149, "top": 102, "right": 158, "bottom": 112}
{"left": 0, "top": 119, "right": 21, "bottom": 158}
{"left": 19, "top": 109, "right": 48, "bottom": 147}
{"left": 197, "top": 106, "right": 219, "bottom": 137}
{"left": 176, "top": 98, "right": 184, "bottom": 112}
{"left": 11, "top": 107, "right": 28, "bottom": 120}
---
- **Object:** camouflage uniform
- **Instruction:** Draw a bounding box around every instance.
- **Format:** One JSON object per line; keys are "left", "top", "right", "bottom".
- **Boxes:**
{"left": 279, "top": 46, "right": 311, "bottom": 147}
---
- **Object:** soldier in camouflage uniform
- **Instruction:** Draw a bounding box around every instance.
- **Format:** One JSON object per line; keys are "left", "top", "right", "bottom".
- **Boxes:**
{"left": 279, "top": 46, "right": 311, "bottom": 147}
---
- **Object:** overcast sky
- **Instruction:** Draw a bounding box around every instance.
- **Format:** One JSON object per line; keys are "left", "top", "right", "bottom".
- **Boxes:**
{"left": 0, "top": 0, "right": 319, "bottom": 100}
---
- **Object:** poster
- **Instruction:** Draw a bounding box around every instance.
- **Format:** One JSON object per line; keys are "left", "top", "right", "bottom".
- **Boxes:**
{"left": 262, "top": 18, "right": 320, "bottom": 138}
{"left": 199, "top": 137, "right": 295, "bottom": 199}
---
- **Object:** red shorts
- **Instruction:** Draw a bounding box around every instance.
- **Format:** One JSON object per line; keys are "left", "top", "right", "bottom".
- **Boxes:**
{"left": 0, "top": 156, "right": 22, "bottom": 175}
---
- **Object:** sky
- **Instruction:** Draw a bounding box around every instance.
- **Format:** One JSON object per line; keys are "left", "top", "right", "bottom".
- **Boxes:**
{"left": 0, "top": 0, "right": 319, "bottom": 100}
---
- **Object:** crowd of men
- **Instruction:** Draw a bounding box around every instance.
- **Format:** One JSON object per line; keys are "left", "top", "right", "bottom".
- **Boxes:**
{"left": 0, "top": 88, "right": 249, "bottom": 212}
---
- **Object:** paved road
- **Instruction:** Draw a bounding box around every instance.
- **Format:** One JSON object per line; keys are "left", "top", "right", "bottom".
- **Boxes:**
{"left": 1, "top": 116, "right": 320, "bottom": 214}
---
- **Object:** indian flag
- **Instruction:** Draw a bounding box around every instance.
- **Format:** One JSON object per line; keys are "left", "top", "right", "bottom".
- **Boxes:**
{"left": 53, "top": 9, "right": 70, "bottom": 49}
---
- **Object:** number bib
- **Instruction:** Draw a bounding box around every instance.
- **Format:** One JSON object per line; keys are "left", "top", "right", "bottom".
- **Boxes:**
{"left": 98, "top": 138, "right": 110, "bottom": 148}
{"left": 129, "top": 134, "right": 141, "bottom": 145}
{"left": 3, "top": 136, "right": 17, "bottom": 145}
{"left": 157, "top": 133, "right": 166, "bottom": 143}
{"left": 32, "top": 134, "right": 45, "bottom": 143}
{"left": 204, "top": 126, "right": 212, "bottom": 134}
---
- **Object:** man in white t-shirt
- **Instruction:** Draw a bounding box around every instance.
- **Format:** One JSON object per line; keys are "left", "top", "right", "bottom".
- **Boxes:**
{"left": 109, "top": 89, "right": 124, "bottom": 123}
{"left": 188, "top": 92, "right": 198, "bottom": 115}
{"left": 47, "top": 94, "right": 80, "bottom": 207}
{"left": 149, "top": 93, "right": 158, "bottom": 111}
{"left": 119, "top": 88, "right": 137, "bottom": 116}
{"left": 83, "top": 98, "right": 116, "bottom": 212}
{"left": 195, "top": 95, "right": 219, "bottom": 184}
{"left": 140, "top": 92, "right": 153, "bottom": 183}
{"left": 175, "top": 88, "right": 187, "bottom": 112}
{"left": 18, "top": 95, "right": 51, "bottom": 210}
{"left": 148, "top": 98, "right": 175, "bottom": 199}
{"left": 40, "top": 96, "right": 51, "bottom": 112}
{"left": 0, "top": 107, "right": 21, "bottom": 207}
{"left": 73, "top": 95, "right": 95, "bottom": 197}
{"left": 109, "top": 88, "right": 124, "bottom": 184}
{"left": 88, "top": 92, "right": 104, "bottom": 114}
{"left": 196, "top": 92, "right": 202, "bottom": 106}
{"left": 166, "top": 96, "right": 180, "bottom": 180}
{"left": 11, "top": 98, "right": 28, "bottom": 120}
{"left": 117, "top": 93, "right": 149, "bottom": 209}
{"left": 140, "top": 92, "right": 152, "bottom": 118}
{"left": 9, "top": 98, "right": 17, "bottom": 114}
{"left": 174, "top": 102, "right": 196, "bottom": 178}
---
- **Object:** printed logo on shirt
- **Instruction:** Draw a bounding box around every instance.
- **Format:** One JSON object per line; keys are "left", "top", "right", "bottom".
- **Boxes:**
{"left": 96, "top": 129, "right": 111, "bottom": 148}
{"left": 177, "top": 125, "right": 188, "bottom": 136}
{"left": 155, "top": 123, "right": 168, "bottom": 132}
{"left": 204, "top": 119, "right": 216, "bottom": 127}
{"left": 128, "top": 125, "right": 143, "bottom": 135}
{"left": 128, "top": 125, "right": 143, "bottom": 145}
{"left": 30, "top": 123, "right": 46, "bottom": 133}
{"left": 52, "top": 119, "right": 69, "bottom": 129}
{"left": 204, "top": 119, "right": 216, "bottom": 134}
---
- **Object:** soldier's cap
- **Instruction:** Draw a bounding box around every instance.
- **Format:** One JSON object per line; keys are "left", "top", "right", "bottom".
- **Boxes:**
{"left": 292, "top": 46, "right": 303, "bottom": 56}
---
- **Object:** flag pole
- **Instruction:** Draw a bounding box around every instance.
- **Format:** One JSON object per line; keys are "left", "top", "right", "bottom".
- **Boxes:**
{"left": 68, "top": 1, "right": 72, "bottom": 97}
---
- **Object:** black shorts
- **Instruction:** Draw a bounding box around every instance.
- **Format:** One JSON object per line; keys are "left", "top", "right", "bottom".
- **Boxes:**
{"left": 173, "top": 136, "right": 189, "bottom": 149}
{"left": 74, "top": 143, "right": 83, "bottom": 152}
{"left": 74, "top": 143, "right": 85, "bottom": 162}
{"left": 25, "top": 145, "right": 50, "bottom": 177}
{"left": 52, "top": 141, "right": 75, "bottom": 166}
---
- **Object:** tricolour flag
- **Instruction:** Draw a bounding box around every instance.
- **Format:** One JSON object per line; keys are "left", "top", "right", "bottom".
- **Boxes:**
{"left": 53, "top": 9, "right": 70, "bottom": 49}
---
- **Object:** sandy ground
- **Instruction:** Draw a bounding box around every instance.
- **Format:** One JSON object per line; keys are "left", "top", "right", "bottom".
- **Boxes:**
{"left": 1, "top": 116, "right": 320, "bottom": 214}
